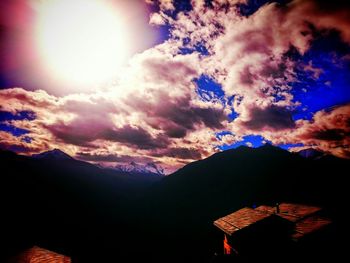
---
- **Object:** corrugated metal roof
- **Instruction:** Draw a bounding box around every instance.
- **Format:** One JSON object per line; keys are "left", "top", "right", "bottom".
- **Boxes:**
{"left": 213, "top": 207, "right": 271, "bottom": 236}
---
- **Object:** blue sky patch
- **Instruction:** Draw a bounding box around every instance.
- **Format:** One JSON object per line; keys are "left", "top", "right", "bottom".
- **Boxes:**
{"left": 0, "top": 123, "right": 30, "bottom": 137}
{"left": 291, "top": 32, "right": 350, "bottom": 120}
{"left": 218, "top": 134, "right": 268, "bottom": 150}
{"left": 194, "top": 74, "right": 225, "bottom": 102}
{"left": 278, "top": 142, "right": 304, "bottom": 150}
{"left": 21, "top": 136, "right": 33, "bottom": 143}
{"left": 0, "top": 111, "right": 35, "bottom": 137}
{"left": 0, "top": 110, "right": 36, "bottom": 122}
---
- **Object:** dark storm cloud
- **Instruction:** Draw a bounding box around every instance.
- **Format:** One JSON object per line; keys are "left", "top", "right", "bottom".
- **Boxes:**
{"left": 100, "top": 125, "right": 170, "bottom": 149}
{"left": 48, "top": 121, "right": 169, "bottom": 150}
{"left": 241, "top": 105, "right": 295, "bottom": 131}
{"left": 309, "top": 0, "right": 350, "bottom": 13}
{"left": 46, "top": 121, "right": 95, "bottom": 147}
{"left": 76, "top": 152, "right": 154, "bottom": 163}
{"left": 311, "top": 129, "right": 349, "bottom": 141}
{"left": 126, "top": 90, "right": 226, "bottom": 137}
{"left": 163, "top": 124, "right": 187, "bottom": 138}
{"left": 153, "top": 147, "right": 202, "bottom": 160}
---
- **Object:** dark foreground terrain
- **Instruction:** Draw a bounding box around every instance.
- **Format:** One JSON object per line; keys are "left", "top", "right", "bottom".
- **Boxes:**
{"left": 1, "top": 145, "right": 348, "bottom": 262}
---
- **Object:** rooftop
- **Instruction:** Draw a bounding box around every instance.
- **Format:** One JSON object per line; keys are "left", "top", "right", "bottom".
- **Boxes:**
{"left": 214, "top": 203, "right": 329, "bottom": 239}
{"left": 8, "top": 246, "right": 71, "bottom": 263}
{"left": 256, "top": 203, "right": 322, "bottom": 222}
{"left": 293, "top": 216, "right": 332, "bottom": 240}
{"left": 214, "top": 207, "right": 272, "bottom": 236}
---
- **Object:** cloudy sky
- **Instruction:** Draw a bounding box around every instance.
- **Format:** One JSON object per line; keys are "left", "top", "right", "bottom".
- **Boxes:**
{"left": 1, "top": 0, "right": 350, "bottom": 172}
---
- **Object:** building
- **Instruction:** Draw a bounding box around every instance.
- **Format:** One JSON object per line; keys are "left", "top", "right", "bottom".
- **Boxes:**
{"left": 213, "top": 203, "right": 332, "bottom": 258}
{"left": 7, "top": 246, "right": 71, "bottom": 263}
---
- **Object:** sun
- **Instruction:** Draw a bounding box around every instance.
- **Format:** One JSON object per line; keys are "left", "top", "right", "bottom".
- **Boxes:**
{"left": 35, "top": 0, "right": 128, "bottom": 87}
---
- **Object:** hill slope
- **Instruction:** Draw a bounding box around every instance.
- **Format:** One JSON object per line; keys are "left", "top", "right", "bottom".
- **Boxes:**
{"left": 0, "top": 149, "right": 160, "bottom": 262}
{"left": 135, "top": 145, "right": 348, "bottom": 261}
{"left": 1, "top": 145, "right": 348, "bottom": 262}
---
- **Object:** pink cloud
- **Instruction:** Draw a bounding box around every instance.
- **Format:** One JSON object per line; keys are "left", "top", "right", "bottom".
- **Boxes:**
{"left": 1, "top": 0, "right": 350, "bottom": 172}
{"left": 0, "top": 47, "right": 228, "bottom": 171}
{"left": 248, "top": 104, "right": 350, "bottom": 158}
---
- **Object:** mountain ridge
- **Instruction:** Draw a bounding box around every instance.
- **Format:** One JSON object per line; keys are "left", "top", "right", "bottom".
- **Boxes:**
{"left": 31, "top": 148, "right": 74, "bottom": 161}
{"left": 297, "top": 148, "right": 325, "bottom": 159}
{"left": 1, "top": 145, "right": 347, "bottom": 262}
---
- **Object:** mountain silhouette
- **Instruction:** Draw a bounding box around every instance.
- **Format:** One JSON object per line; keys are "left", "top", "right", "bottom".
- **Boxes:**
{"left": 1, "top": 145, "right": 347, "bottom": 262}
{"left": 136, "top": 144, "right": 347, "bottom": 262}
{"left": 298, "top": 148, "right": 325, "bottom": 159}
{"left": 31, "top": 148, "right": 74, "bottom": 160}
{"left": 0, "top": 149, "right": 160, "bottom": 262}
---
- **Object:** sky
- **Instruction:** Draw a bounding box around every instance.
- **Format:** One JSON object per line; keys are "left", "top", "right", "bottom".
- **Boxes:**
{"left": 1, "top": 0, "right": 350, "bottom": 172}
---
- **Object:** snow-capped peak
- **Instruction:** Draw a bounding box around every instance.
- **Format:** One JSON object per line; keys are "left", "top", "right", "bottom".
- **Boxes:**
{"left": 144, "top": 162, "right": 164, "bottom": 175}
{"left": 115, "top": 161, "right": 164, "bottom": 176}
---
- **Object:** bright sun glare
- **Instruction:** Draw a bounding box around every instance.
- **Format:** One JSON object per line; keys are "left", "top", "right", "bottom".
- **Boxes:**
{"left": 35, "top": 0, "right": 128, "bottom": 86}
